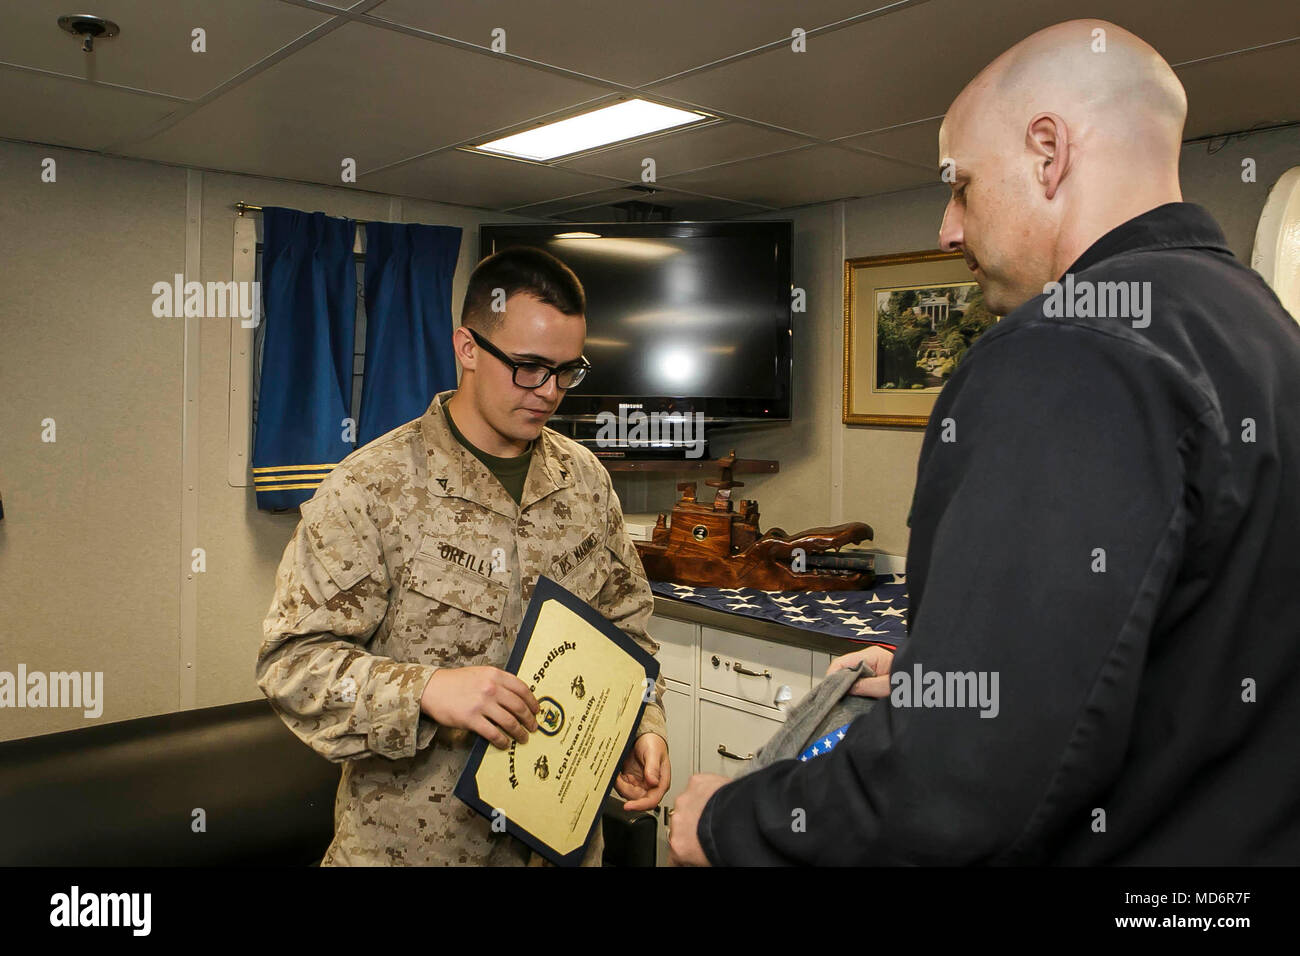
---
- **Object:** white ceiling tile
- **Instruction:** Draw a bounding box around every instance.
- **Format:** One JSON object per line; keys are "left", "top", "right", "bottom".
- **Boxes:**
{"left": 1086, "top": 0, "right": 1300, "bottom": 65}
{"left": 0, "top": 0, "right": 332, "bottom": 99}
{"left": 513, "top": 186, "right": 766, "bottom": 220}
{"left": 563, "top": 190, "right": 766, "bottom": 221}
{"left": 0, "top": 68, "right": 178, "bottom": 151}
{"left": 359, "top": 148, "right": 617, "bottom": 208}
{"left": 643, "top": 0, "right": 1300, "bottom": 142}
{"left": 120, "top": 21, "right": 611, "bottom": 185}
{"left": 659, "top": 145, "right": 934, "bottom": 207}
{"left": 554, "top": 120, "right": 807, "bottom": 180}
{"left": 506, "top": 187, "right": 655, "bottom": 218}
{"left": 368, "top": 0, "right": 892, "bottom": 87}
{"left": 839, "top": 117, "right": 943, "bottom": 168}
{"left": 643, "top": 0, "right": 1072, "bottom": 139}
{"left": 1177, "top": 41, "right": 1300, "bottom": 140}
{"left": 0, "top": 0, "right": 1294, "bottom": 213}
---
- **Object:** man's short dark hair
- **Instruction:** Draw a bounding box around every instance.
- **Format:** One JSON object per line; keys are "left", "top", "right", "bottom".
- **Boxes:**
{"left": 460, "top": 246, "right": 586, "bottom": 332}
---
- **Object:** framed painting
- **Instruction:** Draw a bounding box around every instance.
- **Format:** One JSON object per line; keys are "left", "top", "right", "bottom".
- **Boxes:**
{"left": 843, "top": 249, "right": 998, "bottom": 427}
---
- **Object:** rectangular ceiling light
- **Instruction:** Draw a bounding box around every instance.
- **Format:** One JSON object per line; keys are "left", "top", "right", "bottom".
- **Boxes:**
{"left": 473, "top": 99, "right": 711, "bottom": 162}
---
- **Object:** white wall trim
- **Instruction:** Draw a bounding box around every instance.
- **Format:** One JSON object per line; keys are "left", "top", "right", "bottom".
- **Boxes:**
{"left": 179, "top": 169, "right": 202, "bottom": 709}
{"left": 226, "top": 215, "right": 257, "bottom": 488}
{"left": 830, "top": 200, "right": 846, "bottom": 526}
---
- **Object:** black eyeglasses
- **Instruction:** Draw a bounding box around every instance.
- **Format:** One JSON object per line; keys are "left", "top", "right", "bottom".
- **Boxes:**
{"left": 468, "top": 328, "right": 591, "bottom": 390}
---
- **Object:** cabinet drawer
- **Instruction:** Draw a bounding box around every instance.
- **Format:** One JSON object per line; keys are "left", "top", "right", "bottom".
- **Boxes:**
{"left": 649, "top": 615, "right": 696, "bottom": 685}
{"left": 661, "top": 683, "right": 694, "bottom": 795}
{"left": 655, "top": 683, "right": 694, "bottom": 867}
{"left": 700, "top": 627, "right": 811, "bottom": 712}
{"left": 697, "top": 699, "right": 783, "bottom": 780}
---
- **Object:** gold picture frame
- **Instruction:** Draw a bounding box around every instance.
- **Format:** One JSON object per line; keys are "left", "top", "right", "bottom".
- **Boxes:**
{"left": 843, "top": 249, "right": 998, "bottom": 427}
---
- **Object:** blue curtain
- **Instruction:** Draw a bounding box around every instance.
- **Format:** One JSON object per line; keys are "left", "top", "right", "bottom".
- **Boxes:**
{"left": 358, "top": 221, "right": 462, "bottom": 446}
{"left": 252, "top": 207, "right": 357, "bottom": 510}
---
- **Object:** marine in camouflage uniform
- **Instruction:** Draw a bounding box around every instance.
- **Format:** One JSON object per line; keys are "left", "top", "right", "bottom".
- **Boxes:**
{"left": 256, "top": 389, "right": 667, "bottom": 865}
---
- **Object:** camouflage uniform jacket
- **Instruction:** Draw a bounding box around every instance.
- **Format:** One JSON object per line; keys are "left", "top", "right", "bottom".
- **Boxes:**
{"left": 256, "top": 390, "right": 667, "bottom": 866}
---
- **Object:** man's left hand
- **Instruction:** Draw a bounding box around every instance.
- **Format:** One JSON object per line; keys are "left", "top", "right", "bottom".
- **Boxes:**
{"left": 615, "top": 732, "right": 670, "bottom": 811}
{"left": 668, "top": 773, "right": 730, "bottom": 866}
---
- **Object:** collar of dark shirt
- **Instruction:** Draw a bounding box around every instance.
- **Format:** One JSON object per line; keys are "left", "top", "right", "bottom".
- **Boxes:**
{"left": 1063, "top": 201, "right": 1233, "bottom": 277}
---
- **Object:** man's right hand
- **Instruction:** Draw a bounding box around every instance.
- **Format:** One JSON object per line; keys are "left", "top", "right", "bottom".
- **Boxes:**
{"left": 827, "top": 645, "right": 895, "bottom": 698}
{"left": 420, "top": 667, "right": 540, "bottom": 750}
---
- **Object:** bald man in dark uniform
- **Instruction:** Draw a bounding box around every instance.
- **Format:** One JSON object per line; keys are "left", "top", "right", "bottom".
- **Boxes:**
{"left": 669, "top": 19, "right": 1300, "bottom": 865}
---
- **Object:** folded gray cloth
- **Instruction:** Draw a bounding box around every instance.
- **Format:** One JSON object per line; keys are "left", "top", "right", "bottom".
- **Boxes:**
{"left": 745, "top": 662, "right": 877, "bottom": 774}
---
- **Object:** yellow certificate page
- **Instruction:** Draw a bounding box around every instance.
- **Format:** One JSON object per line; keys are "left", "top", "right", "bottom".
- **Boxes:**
{"left": 473, "top": 596, "right": 649, "bottom": 858}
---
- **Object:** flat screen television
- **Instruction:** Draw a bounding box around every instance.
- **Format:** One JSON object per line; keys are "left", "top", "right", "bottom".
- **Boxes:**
{"left": 479, "top": 221, "right": 792, "bottom": 425}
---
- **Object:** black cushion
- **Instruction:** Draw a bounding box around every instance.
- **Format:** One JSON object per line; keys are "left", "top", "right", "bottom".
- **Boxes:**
{"left": 0, "top": 698, "right": 659, "bottom": 866}
{"left": 0, "top": 699, "right": 338, "bottom": 866}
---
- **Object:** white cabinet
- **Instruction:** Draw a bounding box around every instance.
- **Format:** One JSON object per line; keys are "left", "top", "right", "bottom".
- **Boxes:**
{"left": 652, "top": 616, "right": 697, "bottom": 685}
{"left": 700, "top": 626, "right": 812, "bottom": 712}
{"left": 697, "top": 699, "right": 783, "bottom": 779}
{"left": 654, "top": 682, "right": 693, "bottom": 866}
{"left": 811, "top": 651, "right": 832, "bottom": 681}
{"left": 650, "top": 614, "right": 699, "bottom": 866}
{"left": 661, "top": 683, "right": 694, "bottom": 800}
{"left": 648, "top": 609, "right": 838, "bottom": 865}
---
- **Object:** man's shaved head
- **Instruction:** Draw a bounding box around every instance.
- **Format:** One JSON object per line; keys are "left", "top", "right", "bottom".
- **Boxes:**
{"left": 938, "top": 20, "right": 1186, "bottom": 315}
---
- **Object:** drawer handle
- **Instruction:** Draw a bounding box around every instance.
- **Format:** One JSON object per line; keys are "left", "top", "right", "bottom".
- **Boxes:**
{"left": 717, "top": 744, "right": 755, "bottom": 761}
{"left": 733, "top": 662, "right": 771, "bottom": 679}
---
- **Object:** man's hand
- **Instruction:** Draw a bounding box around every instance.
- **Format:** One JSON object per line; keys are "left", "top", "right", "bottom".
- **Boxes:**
{"left": 614, "top": 732, "right": 670, "bottom": 811}
{"left": 420, "top": 667, "right": 539, "bottom": 750}
{"left": 827, "top": 645, "right": 894, "bottom": 697}
{"left": 668, "top": 773, "right": 730, "bottom": 866}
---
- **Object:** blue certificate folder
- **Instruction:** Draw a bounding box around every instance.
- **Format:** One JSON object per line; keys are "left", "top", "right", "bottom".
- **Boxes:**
{"left": 453, "top": 575, "right": 660, "bottom": 866}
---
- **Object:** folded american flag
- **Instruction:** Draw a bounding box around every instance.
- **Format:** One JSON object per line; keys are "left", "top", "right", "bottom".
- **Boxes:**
{"left": 649, "top": 573, "right": 909, "bottom": 648}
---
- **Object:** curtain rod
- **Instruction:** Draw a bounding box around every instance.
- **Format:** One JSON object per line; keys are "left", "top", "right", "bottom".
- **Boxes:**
{"left": 234, "top": 202, "right": 376, "bottom": 225}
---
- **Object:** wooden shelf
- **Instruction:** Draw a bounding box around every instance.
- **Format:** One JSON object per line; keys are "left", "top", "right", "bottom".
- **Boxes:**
{"left": 597, "top": 457, "right": 779, "bottom": 474}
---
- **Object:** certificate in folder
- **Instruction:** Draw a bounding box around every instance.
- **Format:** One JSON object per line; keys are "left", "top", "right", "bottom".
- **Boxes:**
{"left": 453, "top": 574, "right": 659, "bottom": 866}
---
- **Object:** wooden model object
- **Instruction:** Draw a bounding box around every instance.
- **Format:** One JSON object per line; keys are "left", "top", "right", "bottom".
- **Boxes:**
{"left": 634, "top": 452, "right": 875, "bottom": 591}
